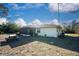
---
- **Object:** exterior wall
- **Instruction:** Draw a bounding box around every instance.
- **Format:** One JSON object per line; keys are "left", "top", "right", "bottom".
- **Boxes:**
{"left": 20, "top": 27, "right": 36, "bottom": 36}
{"left": 57, "top": 28, "right": 62, "bottom": 36}
{"left": 36, "top": 28, "right": 58, "bottom": 37}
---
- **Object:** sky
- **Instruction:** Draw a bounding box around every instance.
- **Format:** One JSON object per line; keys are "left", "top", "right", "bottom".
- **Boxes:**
{"left": 4, "top": 3, "right": 55, "bottom": 23}
{"left": 0, "top": 3, "right": 79, "bottom": 27}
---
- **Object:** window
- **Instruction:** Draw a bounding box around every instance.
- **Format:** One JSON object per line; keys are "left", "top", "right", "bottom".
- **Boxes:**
{"left": 37, "top": 28, "right": 40, "bottom": 33}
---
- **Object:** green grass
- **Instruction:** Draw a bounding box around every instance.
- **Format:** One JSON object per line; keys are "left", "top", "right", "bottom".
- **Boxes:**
{"left": 65, "top": 34, "right": 79, "bottom": 37}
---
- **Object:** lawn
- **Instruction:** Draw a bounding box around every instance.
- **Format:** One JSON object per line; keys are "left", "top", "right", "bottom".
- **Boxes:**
{"left": 0, "top": 34, "right": 79, "bottom": 56}
{"left": 65, "top": 34, "right": 79, "bottom": 37}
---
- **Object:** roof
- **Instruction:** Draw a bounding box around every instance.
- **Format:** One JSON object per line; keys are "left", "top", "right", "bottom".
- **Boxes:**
{"left": 38, "top": 24, "right": 62, "bottom": 28}
{"left": 20, "top": 24, "right": 63, "bottom": 29}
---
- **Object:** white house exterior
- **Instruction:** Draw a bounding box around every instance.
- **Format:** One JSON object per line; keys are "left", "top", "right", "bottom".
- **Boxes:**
{"left": 20, "top": 24, "right": 63, "bottom": 37}
{"left": 36, "top": 28, "right": 58, "bottom": 37}
{"left": 35, "top": 24, "right": 63, "bottom": 37}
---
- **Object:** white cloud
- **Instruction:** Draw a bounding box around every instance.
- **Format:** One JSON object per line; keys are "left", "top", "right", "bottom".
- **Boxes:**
{"left": 28, "top": 19, "right": 43, "bottom": 27}
{"left": 76, "top": 19, "right": 79, "bottom": 22}
{"left": 15, "top": 18, "right": 27, "bottom": 27}
{"left": 14, "top": 18, "right": 61, "bottom": 28}
{"left": 26, "top": 3, "right": 45, "bottom": 8}
{"left": 11, "top": 3, "right": 19, "bottom": 9}
{"left": 32, "top": 19, "right": 42, "bottom": 25}
{"left": 28, "top": 19, "right": 60, "bottom": 27}
{"left": 0, "top": 18, "right": 8, "bottom": 25}
{"left": 11, "top": 3, "right": 45, "bottom": 10}
{"left": 10, "top": 3, "right": 26, "bottom": 10}
{"left": 51, "top": 19, "right": 60, "bottom": 25}
{"left": 49, "top": 3, "right": 79, "bottom": 12}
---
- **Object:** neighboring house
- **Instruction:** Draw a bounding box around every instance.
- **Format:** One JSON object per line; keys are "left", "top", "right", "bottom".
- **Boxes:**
{"left": 20, "top": 24, "right": 63, "bottom": 37}
{"left": 20, "top": 27, "right": 36, "bottom": 36}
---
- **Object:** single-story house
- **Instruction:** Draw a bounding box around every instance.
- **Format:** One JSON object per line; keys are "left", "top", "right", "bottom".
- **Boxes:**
{"left": 35, "top": 24, "right": 64, "bottom": 37}
{"left": 20, "top": 24, "right": 64, "bottom": 37}
{"left": 20, "top": 27, "right": 36, "bottom": 36}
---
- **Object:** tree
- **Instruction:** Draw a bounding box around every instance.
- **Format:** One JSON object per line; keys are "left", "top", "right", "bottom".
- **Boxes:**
{"left": 0, "top": 23, "right": 7, "bottom": 34}
{"left": 4, "top": 23, "right": 20, "bottom": 33}
{"left": 0, "top": 22, "right": 20, "bottom": 34}
{"left": 72, "top": 20, "right": 76, "bottom": 31}
{"left": 63, "top": 20, "right": 77, "bottom": 33}
{"left": 73, "top": 23, "right": 79, "bottom": 34}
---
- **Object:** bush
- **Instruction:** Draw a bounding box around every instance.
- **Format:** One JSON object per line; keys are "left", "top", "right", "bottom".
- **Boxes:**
{"left": 0, "top": 31, "right": 4, "bottom": 34}
{"left": 4, "top": 23, "right": 20, "bottom": 33}
{"left": 74, "top": 24, "right": 79, "bottom": 34}
{"left": 0, "top": 23, "right": 20, "bottom": 34}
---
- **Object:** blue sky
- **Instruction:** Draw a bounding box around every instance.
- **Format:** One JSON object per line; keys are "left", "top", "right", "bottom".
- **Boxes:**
{"left": 3, "top": 3, "right": 79, "bottom": 23}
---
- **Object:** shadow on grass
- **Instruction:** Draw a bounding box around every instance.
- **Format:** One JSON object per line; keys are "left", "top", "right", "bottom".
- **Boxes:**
{"left": 36, "top": 36, "right": 79, "bottom": 52}
{"left": 0, "top": 41, "right": 8, "bottom": 46}
{"left": 0, "top": 35, "right": 79, "bottom": 52}
{"left": 0, "top": 35, "right": 35, "bottom": 48}
{"left": 6, "top": 35, "right": 35, "bottom": 48}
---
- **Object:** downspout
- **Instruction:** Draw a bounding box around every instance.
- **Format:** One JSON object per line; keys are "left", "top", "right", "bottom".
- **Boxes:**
{"left": 57, "top": 3, "right": 60, "bottom": 37}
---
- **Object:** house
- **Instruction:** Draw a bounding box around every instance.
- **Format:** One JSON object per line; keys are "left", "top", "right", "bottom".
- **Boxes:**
{"left": 20, "top": 27, "right": 36, "bottom": 36}
{"left": 20, "top": 24, "right": 64, "bottom": 37}
{"left": 35, "top": 24, "right": 63, "bottom": 37}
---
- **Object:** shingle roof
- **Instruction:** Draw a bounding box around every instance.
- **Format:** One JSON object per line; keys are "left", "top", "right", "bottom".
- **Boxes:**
{"left": 39, "top": 24, "right": 62, "bottom": 28}
{"left": 21, "top": 24, "right": 63, "bottom": 29}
